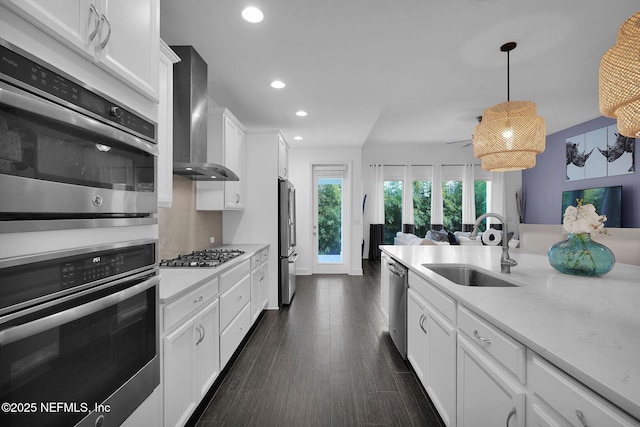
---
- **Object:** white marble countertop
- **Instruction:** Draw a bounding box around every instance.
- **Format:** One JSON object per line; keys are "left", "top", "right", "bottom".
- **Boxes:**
{"left": 380, "top": 244, "right": 640, "bottom": 420}
{"left": 159, "top": 244, "right": 268, "bottom": 304}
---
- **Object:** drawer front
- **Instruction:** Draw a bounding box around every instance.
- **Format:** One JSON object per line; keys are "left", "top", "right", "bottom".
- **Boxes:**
{"left": 220, "top": 259, "right": 250, "bottom": 292}
{"left": 458, "top": 305, "right": 525, "bottom": 382}
{"left": 408, "top": 271, "right": 456, "bottom": 324}
{"left": 220, "top": 274, "right": 251, "bottom": 330}
{"left": 250, "top": 252, "right": 261, "bottom": 270}
{"left": 529, "top": 354, "right": 639, "bottom": 427}
{"left": 164, "top": 277, "right": 219, "bottom": 332}
{"left": 220, "top": 303, "right": 251, "bottom": 368}
{"left": 260, "top": 248, "right": 269, "bottom": 263}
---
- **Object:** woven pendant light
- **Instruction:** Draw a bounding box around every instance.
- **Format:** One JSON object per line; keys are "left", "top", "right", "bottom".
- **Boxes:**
{"left": 599, "top": 11, "right": 640, "bottom": 138}
{"left": 473, "top": 42, "right": 546, "bottom": 171}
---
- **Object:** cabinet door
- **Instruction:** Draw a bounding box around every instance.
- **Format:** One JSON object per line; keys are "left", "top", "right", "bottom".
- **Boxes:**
{"left": 260, "top": 260, "right": 269, "bottom": 309}
{"left": 196, "top": 300, "right": 220, "bottom": 397}
{"left": 1, "top": 0, "right": 96, "bottom": 56}
{"left": 250, "top": 266, "right": 262, "bottom": 323}
{"left": 457, "top": 334, "right": 525, "bottom": 427}
{"left": 278, "top": 135, "right": 288, "bottom": 179}
{"left": 407, "top": 288, "right": 428, "bottom": 383}
{"left": 426, "top": 305, "right": 457, "bottom": 426}
{"left": 224, "top": 118, "right": 245, "bottom": 209}
{"left": 157, "top": 41, "right": 178, "bottom": 208}
{"left": 96, "top": 0, "right": 159, "bottom": 100}
{"left": 163, "top": 317, "right": 198, "bottom": 427}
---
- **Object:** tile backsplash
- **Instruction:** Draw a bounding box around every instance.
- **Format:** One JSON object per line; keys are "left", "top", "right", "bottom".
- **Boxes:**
{"left": 158, "top": 176, "right": 222, "bottom": 260}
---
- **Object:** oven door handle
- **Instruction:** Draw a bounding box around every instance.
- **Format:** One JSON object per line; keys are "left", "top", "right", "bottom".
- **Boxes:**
{"left": 0, "top": 275, "right": 159, "bottom": 346}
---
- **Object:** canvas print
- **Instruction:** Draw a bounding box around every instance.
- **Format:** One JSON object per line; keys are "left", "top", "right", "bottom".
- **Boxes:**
{"left": 566, "top": 125, "right": 635, "bottom": 181}
{"left": 603, "top": 125, "right": 635, "bottom": 176}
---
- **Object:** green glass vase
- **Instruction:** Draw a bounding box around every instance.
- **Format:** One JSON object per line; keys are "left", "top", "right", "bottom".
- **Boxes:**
{"left": 547, "top": 233, "right": 615, "bottom": 277}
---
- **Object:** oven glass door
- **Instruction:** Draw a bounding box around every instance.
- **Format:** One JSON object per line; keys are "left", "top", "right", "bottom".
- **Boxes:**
{"left": 0, "top": 274, "right": 159, "bottom": 427}
{"left": 0, "top": 82, "right": 157, "bottom": 217}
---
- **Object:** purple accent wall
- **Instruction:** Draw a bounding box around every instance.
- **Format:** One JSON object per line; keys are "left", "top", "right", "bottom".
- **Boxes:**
{"left": 522, "top": 116, "right": 639, "bottom": 227}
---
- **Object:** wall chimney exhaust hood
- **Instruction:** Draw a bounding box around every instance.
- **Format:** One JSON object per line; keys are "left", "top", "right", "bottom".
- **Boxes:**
{"left": 171, "top": 45, "right": 239, "bottom": 181}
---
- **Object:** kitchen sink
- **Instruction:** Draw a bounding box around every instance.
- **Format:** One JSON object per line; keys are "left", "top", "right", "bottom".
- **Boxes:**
{"left": 423, "top": 264, "right": 519, "bottom": 287}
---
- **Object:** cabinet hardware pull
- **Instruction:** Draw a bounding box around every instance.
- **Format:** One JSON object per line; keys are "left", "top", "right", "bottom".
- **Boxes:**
{"left": 575, "top": 409, "right": 589, "bottom": 427}
{"left": 419, "top": 314, "right": 427, "bottom": 334}
{"left": 505, "top": 406, "right": 516, "bottom": 426}
{"left": 195, "top": 325, "right": 203, "bottom": 345}
{"left": 194, "top": 296, "right": 203, "bottom": 303}
{"left": 99, "top": 14, "right": 112, "bottom": 50}
{"left": 235, "top": 194, "right": 240, "bottom": 203}
{"left": 88, "top": 5, "right": 100, "bottom": 42}
{"left": 473, "top": 330, "right": 491, "bottom": 344}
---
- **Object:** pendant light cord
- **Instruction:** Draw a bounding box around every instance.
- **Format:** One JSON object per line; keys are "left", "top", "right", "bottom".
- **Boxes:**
{"left": 500, "top": 42, "right": 516, "bottom": 102}
{"left": 506, "top": 49, "right": 510, "bottom": 102}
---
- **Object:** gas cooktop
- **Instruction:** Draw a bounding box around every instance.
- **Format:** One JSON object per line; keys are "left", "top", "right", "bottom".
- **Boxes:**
{"left": 159, "top": 248, "right": 245, "bottom": 268}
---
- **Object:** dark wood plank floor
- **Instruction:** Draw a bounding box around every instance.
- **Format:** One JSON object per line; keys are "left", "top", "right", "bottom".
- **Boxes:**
{"left": 195, "top": 259, "right": 445, "bottom": 427}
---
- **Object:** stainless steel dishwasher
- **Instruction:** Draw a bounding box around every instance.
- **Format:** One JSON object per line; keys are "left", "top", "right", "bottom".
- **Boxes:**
{"left": 388, "top": 260, "right": 408, "bottom": 359}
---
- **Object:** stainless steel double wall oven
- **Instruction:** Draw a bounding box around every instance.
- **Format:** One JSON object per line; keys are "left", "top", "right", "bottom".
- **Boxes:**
{"left": 0, "top": 38, "right": 159, "bottom": 427}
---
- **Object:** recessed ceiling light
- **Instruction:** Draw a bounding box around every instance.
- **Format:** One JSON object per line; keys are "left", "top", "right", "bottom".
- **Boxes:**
{"left": 270, "top": 80, "right": 286, "bottom": 89}
{"left": 296, "top": 110, "right": 308, "bottom": 117}
{"left": 294, "top": 136, "right": 303, "bottom": 141}
{"left": 242, "top": 6, "right": 263, "bottom": 23}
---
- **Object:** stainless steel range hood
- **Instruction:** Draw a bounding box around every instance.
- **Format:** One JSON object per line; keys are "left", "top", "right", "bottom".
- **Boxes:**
{"left": 171, "top": 45, "right": 239, "bottom": 181}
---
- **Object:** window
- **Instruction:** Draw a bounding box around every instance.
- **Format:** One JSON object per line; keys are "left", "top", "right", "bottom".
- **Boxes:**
{"left": 442, "top": 180, "right": 462, "bottom": 232}
{"left": 383, "top": 180, "right": 402, "bottom": 244}
{"left": 412, "top": 180, "right": 432, "bottom": 238}
{"left": 474, "top": 179, "right": 488, "bottom": 232}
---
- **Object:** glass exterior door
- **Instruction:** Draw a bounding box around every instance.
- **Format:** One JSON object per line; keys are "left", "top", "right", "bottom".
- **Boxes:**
{"left": 313, "top": 165, "right": 348, "bottom": 274}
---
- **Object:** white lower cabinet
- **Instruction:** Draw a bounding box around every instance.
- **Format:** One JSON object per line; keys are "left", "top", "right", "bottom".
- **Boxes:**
{"left": 163, "top": 299, "right": 220, "bottom": 427}
{"left": 457, "top": 333, "right": 526, "bottom": 427}
{"left": 408, "top": 272, "right": 457, "bottom": 426}
{"left": 220, "top": 303, "right": 251, "bottom": 368}
{"left": 527, "top": 352, "right": 639, "bottom": 427}
{"left": 250, "top": 252, "right": 263, "bottom": 323}
{"left": 401, "top": 264, "right": 640, "bottom": 427}
{"left": 407, "top": 288, "right": 428, "bottom": 382}
{"left": 260, "top": 249, "right": 269, "bottom": 310}
{"left": 219, "top": 259, "right": 252, "bottom": 369}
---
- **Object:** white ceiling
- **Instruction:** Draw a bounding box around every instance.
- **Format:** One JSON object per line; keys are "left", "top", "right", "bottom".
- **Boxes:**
{"left": 159, "top": 0, "right": 638, "bottom": 149}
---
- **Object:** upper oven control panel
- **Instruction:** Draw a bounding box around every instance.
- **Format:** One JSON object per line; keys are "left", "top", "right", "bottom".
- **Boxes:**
{"left": 0, "top": 40, "right": 156, "bottom": 143}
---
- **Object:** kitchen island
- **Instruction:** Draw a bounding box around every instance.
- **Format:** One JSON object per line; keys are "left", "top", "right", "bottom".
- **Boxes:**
{"left": 380, "top": 244, "right": 640, "bottom": 425}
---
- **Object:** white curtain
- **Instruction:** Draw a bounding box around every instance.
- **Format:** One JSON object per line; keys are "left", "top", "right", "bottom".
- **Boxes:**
{"left": 430, "top": 164, "right": 443, "bottom": 226}
{"left": 402, "top": 165, "right": 414, "bottom": 227}
{"left": 462, "top": 164, "right": 476, "bottom": 227}
{"left": 489, "top": 171, "right": 506, "bottom": 227}
{"left": 371, "top": 164, "right": 385, "bottom": 224}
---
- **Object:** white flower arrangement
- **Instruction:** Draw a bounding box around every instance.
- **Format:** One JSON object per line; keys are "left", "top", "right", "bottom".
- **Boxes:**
{"left": 562, "top": 199, "right": 607, "bottom": 236}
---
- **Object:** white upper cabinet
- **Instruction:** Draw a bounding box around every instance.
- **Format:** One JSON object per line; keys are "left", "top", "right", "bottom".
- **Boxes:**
{"left": 196, "top": 108, "right": 246, "bottom": 211}
{"left": 278, "top": 135, "right": 289, "bottom": 180}
{"left": 157, "top": 41, "right": 179, "bottom": 208}
{"left": 1, "top": 0, "right": 159, "bottom": 100}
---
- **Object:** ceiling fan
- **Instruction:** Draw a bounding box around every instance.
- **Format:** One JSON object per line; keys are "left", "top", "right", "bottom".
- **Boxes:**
{"left": 445, "top": 116, "right": 482, "bottom": 147}
{"left": 446, "top": 138, "right": 473, "bottom": 147}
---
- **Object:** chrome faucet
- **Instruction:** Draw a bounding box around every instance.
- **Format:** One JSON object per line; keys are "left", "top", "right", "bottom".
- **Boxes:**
{"left": 469, "top": 213, "right": 517, "bottom": 274}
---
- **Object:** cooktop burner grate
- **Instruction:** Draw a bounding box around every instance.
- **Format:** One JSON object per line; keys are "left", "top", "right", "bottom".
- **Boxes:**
{"left": 159, "top": 248, "right": 245, "bottom": 268}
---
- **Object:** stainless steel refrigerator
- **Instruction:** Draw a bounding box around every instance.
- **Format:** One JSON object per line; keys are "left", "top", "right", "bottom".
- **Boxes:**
{"left": 278, "top": 179, "right": 297, "bottom": 305}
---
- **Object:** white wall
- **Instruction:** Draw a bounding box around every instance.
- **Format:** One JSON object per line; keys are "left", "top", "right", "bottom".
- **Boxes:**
{"left": 288, "top": 146, "right": 363, "bottom": 276}
{"left": 361, "top": 143, "right": 522, "bottom": 257}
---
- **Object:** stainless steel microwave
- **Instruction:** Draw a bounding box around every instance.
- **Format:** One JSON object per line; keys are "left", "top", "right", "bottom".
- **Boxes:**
{"left": 0, "top": 39, "right": 157, "bottom": 219}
